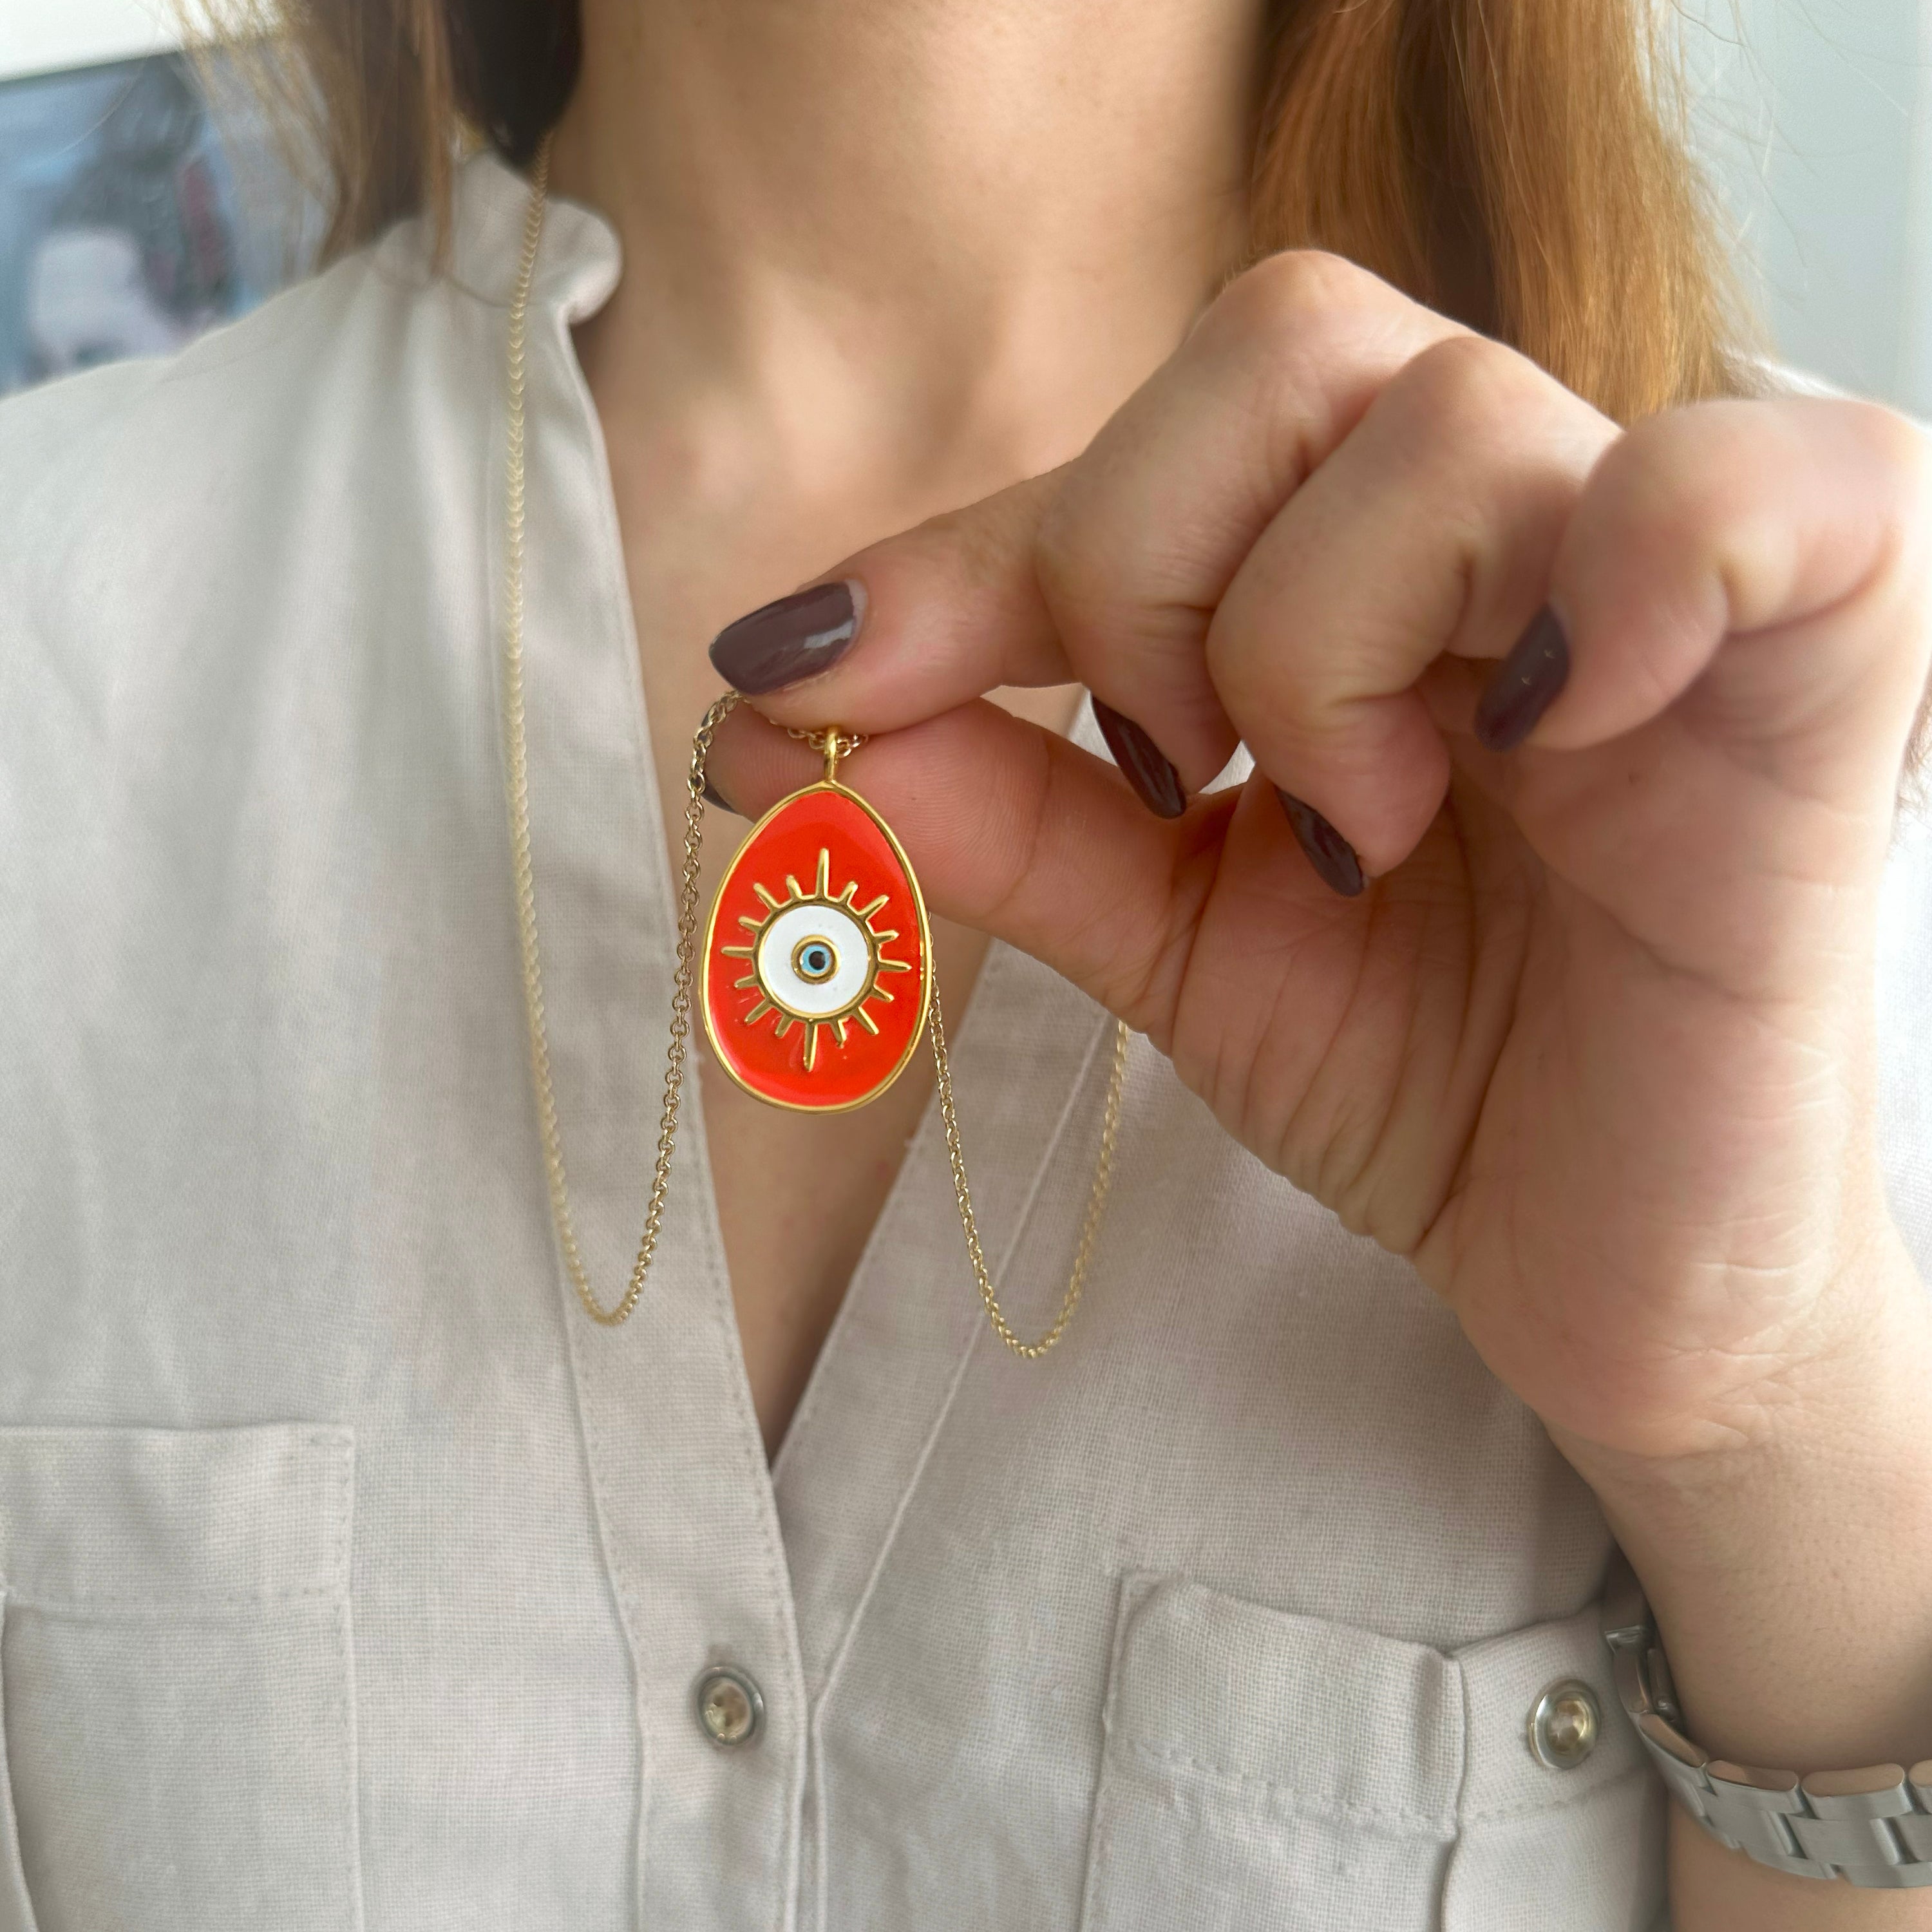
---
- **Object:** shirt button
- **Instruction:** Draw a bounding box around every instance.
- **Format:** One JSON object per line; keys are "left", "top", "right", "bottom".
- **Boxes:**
{"left": 1527, "top": 1679, "right": 1600, "bottom": 1770}
{"left": 696, "top": 1664, "right": 764, "bottom": 1747}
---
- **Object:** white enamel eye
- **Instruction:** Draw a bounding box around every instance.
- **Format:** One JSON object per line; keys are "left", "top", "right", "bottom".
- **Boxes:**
{"left": 756, "top": 902, "right": 873, "bottom": 1018}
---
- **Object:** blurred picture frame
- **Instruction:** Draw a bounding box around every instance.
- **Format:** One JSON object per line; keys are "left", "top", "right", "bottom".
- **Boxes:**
{"left": 0, "top": 50, "right": 316, "bottom": 395}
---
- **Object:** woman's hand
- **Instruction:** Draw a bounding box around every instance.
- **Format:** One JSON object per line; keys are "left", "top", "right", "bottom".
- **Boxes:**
{"left": 707, "top": 247, "right": 1932, "bottom": 1914}
{"left": 710, "top": 250, "right": 1931, "bottom": 1476}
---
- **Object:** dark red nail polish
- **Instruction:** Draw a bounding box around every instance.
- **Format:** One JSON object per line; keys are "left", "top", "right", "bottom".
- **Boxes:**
{"left": 1475, "top": 606, "right": 1570, "bottom": 752}
{"left": 1094, "top": 698, "right": 1186, "bottom": 819}
{"left": 701, "top": 776, "right": 737, "bottom": 815}
{"left": 1276, "top": 789, "right": 1365, "bottom": 897}
{"left": 709, "top": 580, "right": 862, "bottom": 693}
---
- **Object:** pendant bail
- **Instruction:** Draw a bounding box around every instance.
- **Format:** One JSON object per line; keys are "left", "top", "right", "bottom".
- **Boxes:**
{"left": 822, "top": 727, "right": 861, "bottom": 785}
{"left": 789, "top": 724, "right": 864, "bottom": 785}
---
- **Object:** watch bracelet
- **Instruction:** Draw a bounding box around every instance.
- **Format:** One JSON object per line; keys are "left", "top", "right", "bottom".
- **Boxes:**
{"left": 1601, "top": 1544, "right": 1932, "bottom": 1888}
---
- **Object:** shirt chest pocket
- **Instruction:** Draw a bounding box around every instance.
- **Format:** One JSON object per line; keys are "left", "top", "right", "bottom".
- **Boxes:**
{"left": 0, "top": 1425, "right": 361, "bottom": 1932}
{"left": 1079, "top": 1574, "right": 1665, "bottom": 1932}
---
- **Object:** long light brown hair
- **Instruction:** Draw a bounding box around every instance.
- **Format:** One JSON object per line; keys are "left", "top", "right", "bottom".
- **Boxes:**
{"left": 215, "top": 0, "right": 1750, "bottom": 427}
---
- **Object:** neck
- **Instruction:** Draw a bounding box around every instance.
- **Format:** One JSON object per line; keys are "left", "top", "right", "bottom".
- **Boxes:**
{"left": 550, "top": 0, "right": 1262, "bottom": 514}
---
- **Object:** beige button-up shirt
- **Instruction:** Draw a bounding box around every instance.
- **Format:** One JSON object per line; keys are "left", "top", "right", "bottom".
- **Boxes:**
{"left": 3, "top": 152, "right": 1928, "bottom": 1932}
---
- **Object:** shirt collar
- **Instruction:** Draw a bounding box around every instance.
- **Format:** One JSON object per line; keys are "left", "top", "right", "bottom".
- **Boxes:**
{"left": 440, "top": 145, "right": 623, "bottom": 324}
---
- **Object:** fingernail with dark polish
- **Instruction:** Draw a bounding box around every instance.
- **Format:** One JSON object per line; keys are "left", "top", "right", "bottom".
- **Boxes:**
{"left": 701, "top": 775, "right": 737, "bottom": 815}
{"left": 1474, "top": 605, "right": 1570, "bottom": 752}
{"left": 1276, "top": 789, "right": 1365, "bottom": 897}
{"left": 708, "top": 580, "right": 863, "bottom": 693}
{"left": 1094, "top": 698, "right": 1187, "bottom": 819}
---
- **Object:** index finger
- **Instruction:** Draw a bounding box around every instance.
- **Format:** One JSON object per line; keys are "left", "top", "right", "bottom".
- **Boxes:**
{"left": 709, "top": 253, "right": 1463, "bottom": 788}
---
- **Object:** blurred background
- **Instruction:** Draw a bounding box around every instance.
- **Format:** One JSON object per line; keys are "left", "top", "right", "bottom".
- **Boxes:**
{"left": 0, "top": 0, "right": 1928, "bottom": 409}
{"left": 0, "top": 0, "right": 312, "bottom": 394}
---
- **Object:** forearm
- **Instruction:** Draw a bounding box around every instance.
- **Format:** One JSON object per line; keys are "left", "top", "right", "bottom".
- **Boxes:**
{"left": 1559, "top": 1227, "right": 1932, "bottom": 1929}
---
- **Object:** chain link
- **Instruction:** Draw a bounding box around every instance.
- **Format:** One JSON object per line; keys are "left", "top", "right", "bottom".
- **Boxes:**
{"left": 502, "top": 138, "right": 735, "bottom": 1325}
{"left": 788, "top": 724, "right": 864, "bottom": 784}
{"left": 932, "top": 992, "right": 1130, "bottom": 1356}
{"left": 501, "top": 137, "right": 1128, "bottom": 1350}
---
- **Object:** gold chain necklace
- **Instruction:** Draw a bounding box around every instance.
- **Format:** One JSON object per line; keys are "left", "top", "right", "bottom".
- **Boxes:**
{"left": 500, "top": 138, "right": 1128, "bottom": 1355}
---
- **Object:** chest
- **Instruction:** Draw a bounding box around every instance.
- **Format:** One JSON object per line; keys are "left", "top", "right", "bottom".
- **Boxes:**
{"left": 614, "top": 543, "right": 1085, "bottom": 1454}
{"left": 0, "top": 299, "right": 1662, "bottom": 1927}
{"left": 1, "top": 859, "right": 1658, "bottom": 1929}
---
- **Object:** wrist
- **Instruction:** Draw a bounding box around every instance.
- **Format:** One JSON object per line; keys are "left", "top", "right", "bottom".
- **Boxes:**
{"left": 1560, "top": 1229, "right": 1932, "bottom": 1772}
{"left": 1560, "top": 1211, "right": 1927, "bottom": 1532}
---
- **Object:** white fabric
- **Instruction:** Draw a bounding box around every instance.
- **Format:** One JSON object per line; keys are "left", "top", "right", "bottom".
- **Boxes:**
{"left": 0, "top": 149, "right": 1926, "bottom": 1932}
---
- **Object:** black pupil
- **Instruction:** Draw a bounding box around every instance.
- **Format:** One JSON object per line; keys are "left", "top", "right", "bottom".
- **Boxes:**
{"left": 802, "top": 943, "right": 832, "bottom": 977}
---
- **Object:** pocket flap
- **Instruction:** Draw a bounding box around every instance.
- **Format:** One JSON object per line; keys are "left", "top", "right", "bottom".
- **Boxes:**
{"left": 1107, "top": 1572, "right": 1464, "bottom": 1837}
{"left": 0, "top": 1425, "right": 352, "bottom": 1605}
{"left": 1452, "top": 1604, "right": 1645, "bottom": 1820}
{"left": 1441, "top": 1605, "right": 1664, "bottom": 1931}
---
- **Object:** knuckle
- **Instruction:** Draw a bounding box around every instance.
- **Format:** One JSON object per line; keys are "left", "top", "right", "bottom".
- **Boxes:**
{"left": 1605, "top": 394, "right": 1930, "bottom": 551}
{"left": 1033, "top": 482, "right": 1108, "bottom": 624}
{"left": 1383, "top": 334, "right": 1540, "bottom": 445}
{"left": 1591, "top": 406, "right": 1753, "bottom": 555}
{"left": 918, "top": 475, "right": 1054, "bottom": 598}
{"left": 943, "top": 504, "right": 1019, "bottom": 593}
{"left": 1815, "top": 401, "right": 1932, "bottom": 616}
{"left": 1846, "top": 399, "right": 1932, "bottom": 519}
{"left": 1203, "top": 249, "right": 1376, "bottom": 354}
{"left": 1833, "top": 392, "right": 1922, "bottom": 455}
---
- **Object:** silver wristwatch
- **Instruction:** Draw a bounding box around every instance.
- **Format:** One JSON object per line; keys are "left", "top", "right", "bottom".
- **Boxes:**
{"left": 1602, "top": 1544, "right": 1932, "bottom": 1887}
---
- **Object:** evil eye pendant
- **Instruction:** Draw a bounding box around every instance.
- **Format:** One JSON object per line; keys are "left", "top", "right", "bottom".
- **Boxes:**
{"left": 701, "top": 739, "right": 932, "bottom": 1112}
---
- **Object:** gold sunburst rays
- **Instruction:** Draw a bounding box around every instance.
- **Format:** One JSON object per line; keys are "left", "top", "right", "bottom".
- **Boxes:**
{"left": 718, "top": 846, "right": 913, "bottom": 1071}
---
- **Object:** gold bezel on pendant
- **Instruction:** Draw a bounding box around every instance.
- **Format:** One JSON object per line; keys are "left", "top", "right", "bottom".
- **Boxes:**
{"left": 699, "top": 780, "right": 934, "bottom": 1115}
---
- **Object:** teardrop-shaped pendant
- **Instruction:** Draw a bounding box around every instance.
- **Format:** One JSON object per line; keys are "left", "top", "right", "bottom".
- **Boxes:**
{"left": 701, "top": 741, "right": 932, "bottom": 1112}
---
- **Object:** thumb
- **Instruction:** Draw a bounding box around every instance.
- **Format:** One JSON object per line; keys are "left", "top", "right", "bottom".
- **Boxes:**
{"left": 705, "top": 473, "right": 1075, "bottom": 729}
{"left": 701, "top": 697, "right": 1242, "bottom": 1046}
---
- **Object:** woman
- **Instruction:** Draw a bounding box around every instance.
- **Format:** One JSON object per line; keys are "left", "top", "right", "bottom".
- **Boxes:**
{"left": 1, "top": 0, "right": 1927, "bottom": 1924}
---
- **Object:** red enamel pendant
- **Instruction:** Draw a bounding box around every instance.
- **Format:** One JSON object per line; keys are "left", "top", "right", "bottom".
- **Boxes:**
{"left": 701, "top": 751, "right": 932, "bottom": 1112}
